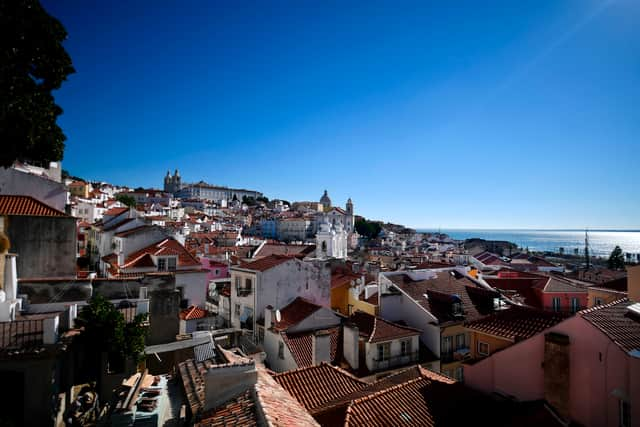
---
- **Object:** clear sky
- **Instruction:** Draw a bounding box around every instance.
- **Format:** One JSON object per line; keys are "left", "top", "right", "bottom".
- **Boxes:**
{"left": 43, "top": 0, "right": 640, "bottom": 229}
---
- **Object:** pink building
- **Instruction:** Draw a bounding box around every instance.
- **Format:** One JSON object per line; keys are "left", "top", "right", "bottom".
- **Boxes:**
{"left": 200, "top": 257, "right": 229, "bottom": 282}
{"left": 464, "top": 295, "right": 640, "bottom": 426}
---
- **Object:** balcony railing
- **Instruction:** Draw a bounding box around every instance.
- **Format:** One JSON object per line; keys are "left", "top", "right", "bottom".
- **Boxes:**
{"left": 0, "top": 319, "right": 44, "bottom": 349}
{"left": 373, "top": 351, "right": 419, "bottom": 371}
{"left": 236, "top": 286, "right": 252, "bottom": 297}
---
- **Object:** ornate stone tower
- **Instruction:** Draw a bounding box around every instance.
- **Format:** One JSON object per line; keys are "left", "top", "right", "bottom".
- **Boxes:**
{"left": 164, "top": 170, "right": 172, "bottom": 192}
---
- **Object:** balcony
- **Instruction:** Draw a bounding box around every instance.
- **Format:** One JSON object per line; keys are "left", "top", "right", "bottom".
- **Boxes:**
{"left": 372, "top": 351, "right": 419, "bottom": 371}
{"left": 236, "top": 286, "right": 252, "bottom": 297}
{"left": 0, "top": 319, "right": 44, "bottom": 349}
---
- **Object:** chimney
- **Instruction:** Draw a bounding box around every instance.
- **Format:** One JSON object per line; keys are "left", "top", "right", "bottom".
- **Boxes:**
{"left": 204, "top": 361, "right": 258, "bottom": 411}
{"left": 4, "top": 254, "right": 18, "bottom": 301}
{"left": 543, "top": 332, "right": 570, "bottom": 421}
{"left": 264, "top": 305, "right": 273, "bottom": 330}
{"left": 312, "top": 330, "right": 332, "bottom": 365}
{"left": 343, "top": 325, "right": 359, "bottom": 370}
{"left": 628, "top": 265, "right": 640, "bottom": 303}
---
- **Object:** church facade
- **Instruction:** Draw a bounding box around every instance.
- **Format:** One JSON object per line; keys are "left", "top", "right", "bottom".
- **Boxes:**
{"left": 163, "top": 169, "right": 262, "bottom": 204}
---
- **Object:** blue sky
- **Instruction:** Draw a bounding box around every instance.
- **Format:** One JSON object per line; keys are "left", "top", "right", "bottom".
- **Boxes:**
{"left": 44, "top": 0, "right": 640, "bottom": 229}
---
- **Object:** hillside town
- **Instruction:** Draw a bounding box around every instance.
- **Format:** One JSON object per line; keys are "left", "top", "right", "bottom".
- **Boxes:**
{"left": 0, "top": 160, "right": 637, "bottom": 427}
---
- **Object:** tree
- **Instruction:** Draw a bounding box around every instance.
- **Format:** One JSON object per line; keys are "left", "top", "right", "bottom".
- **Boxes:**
{"left": 607, "top": 245, "right": 625, "bottom": 270}
{"left": 75, "top": 295, "right": 148, "bottom": 381}
{"left": 355, "top": 218, "right": 382, "bottom": 239}
{"left": 115, "top": 193, "right": 136, "bottom": 208}
{"left": 1, "top": 0, "right": 75, "bottom": 168}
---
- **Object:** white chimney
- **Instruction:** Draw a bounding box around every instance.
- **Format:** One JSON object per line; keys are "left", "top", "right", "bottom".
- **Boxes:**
{"left": 4, "top": 254, "right": 17, "bottom": 301}
{"left": 343, "top": 325, "right": 359, "bottom": 370}
{"left": 312, "top": 330, "right": 332, "bottom": 365}
{"left": 264, "top": 305, "right": 273, "bottom": 330}
{"left": 204, "top": 362, "right": 257, "bottom": 411}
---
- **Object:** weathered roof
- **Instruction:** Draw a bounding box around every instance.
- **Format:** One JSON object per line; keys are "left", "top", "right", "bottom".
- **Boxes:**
{"left": 389, "top": 271, "right": 499, "bottom": 324}
{"left": 272, "top": 362, "right": 368, "bottom": 412}
{"left": 197, "top": 389, "right": 257, "bottom": 426}
{"left": 466, "top": 305, "right": 567, "bottom": 341}
{"left": 0, "top": 195, "right": 68, "bottom": 217}
{"left": 236, "top": 254, "right": 297, "bottom": 272}
{"left": 180, "top": 306, "right": 209, "bottom": 321}
{"left": 348, "top": 311, "right": 421, "bottom": 343}
{"left": 579, "top": 298, "right": 640, "bottom": 353}
{"left": 272, "top": 297, "right": 322, "bottom": 331}
{"left": 123, "top": 237, "right": 200, "bottom": 268}
{"left": 282, "top": 327, "right": 340, "bottom": 368}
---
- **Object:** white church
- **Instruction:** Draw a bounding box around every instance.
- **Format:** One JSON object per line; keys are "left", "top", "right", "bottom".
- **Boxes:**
{"left": 314, "top": 190, "right": 353, "bottom": 259}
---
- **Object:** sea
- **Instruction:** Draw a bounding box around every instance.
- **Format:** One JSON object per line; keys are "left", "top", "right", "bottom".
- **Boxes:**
{"left": 415, "top": 229, "right": 640, "bottom": 258}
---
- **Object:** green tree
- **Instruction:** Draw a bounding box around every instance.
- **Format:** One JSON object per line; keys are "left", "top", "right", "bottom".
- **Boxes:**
{"left": 607, "top": 245, "right": 625, "bottom": 270}
{"left": 75, "top": 295, "right": 148, "bottom": 380}
{"left": 115, "top": 193, "right": 136, "bottom": 208}
{"left": 1, "top": 0, "right": 75, "bottom": 168}
{"left": 355, "top": 218, "right": 382, "bottom": 239}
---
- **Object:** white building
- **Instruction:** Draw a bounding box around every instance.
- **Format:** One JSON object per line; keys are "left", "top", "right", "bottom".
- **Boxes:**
{"left": 315, "top": 219, "right": 348, "bottom": 259}
{"left": 229, "top": 255, "right": 331, "bottom": 339}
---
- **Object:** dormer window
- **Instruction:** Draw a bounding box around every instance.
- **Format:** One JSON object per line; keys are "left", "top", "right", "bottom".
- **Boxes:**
{"left": 452, "top": 302, "right": 463, "bottom": 315}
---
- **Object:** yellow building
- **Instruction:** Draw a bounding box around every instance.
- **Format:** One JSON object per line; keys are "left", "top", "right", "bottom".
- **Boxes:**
{"left": 331, "top": 271, "right": 378, "bottom": 316}
{"left": 68, "top": 180, "right": 91, "bottom": 198}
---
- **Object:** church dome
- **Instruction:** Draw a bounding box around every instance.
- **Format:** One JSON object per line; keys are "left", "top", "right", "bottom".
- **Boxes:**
{"left": 320, "top": 190, "right": 331, "bottom": 208}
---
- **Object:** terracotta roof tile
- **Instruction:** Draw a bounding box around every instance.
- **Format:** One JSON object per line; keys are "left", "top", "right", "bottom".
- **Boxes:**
{"left": 272, "top": 362, "right": 368, "bottom": 412}
{"left": 579, "top": 298, "right": 640, "bottom": 353}
{"left": 466, "top": 305, "right": 567, "bottom": 341}
{"left": 281, "top": 327, "right": 340, "bottom": 368}
{"left": 348, "top": 311, "right": 421, "bottom": 343}
{"left": 122, "top": 238, "right": 200, "bottom": 269}
{"left": 197, "top": 389, "right": 258, "bottom": 426}
{"left": 237, "top": 254, "right": 297, "bottom": 272}
{"left": 0, "top": 195, "right": 68, "bottom": 217}
{"left": 272, "top": 297, "right": 322, "bottom": 331}
{"left": 180, "top": 306, "right": 209, "bottom": 320}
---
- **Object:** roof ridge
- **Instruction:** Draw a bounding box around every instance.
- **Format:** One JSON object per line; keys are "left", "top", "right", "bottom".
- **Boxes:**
{"left": 349, "top": 375, "right": 429, "bottom": 406}
{"left": 578, "top": 297, "right": 629, "bottom": 316}
{"left": 272, "top": 361, "right": 368, "bottom": 384}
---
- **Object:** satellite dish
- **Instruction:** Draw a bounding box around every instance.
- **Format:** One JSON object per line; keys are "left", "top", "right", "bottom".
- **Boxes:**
{"left": 275, "top": 310, "right": 281, "bottom": 323}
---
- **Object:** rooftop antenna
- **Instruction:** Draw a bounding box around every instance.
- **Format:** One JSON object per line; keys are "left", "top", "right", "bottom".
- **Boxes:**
{"left": 584, "top": 229, "right": 590, "bottom": 271}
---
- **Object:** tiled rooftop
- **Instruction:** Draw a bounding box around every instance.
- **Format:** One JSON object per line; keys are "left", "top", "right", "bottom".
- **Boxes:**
{"left": 0, "top": 195, "right": 68, "bottom": 217}
{"left": 272, "top": 362, "right": 368, "bottom": 412}
{"left": 389, "top": 271, "right": 499, "bottom": 324}
{"left": 196, "top": 389, "right": 257, "bottom": 427}
{"left": 348, "top": 311, "right": 420, "bottom": 343}
{"left": 122, "top": 237, "right": 200, "bottom": 269}
{"left": 236, "top": 254, "right": 297, "bottom": 272}
{"left": 281, "top": 327, "right": 340, "bottom": 368}
{"left": 466, "top": 305, "right": 567, "bottom": 341}
{"left": 579, "top": 298, "right": 640, "bottom": 353}
{"left": 272, "top": 297, "right": 322, "bottom": 331}
{"left": 180, "top": 306, "right": 209, "bottom": 321}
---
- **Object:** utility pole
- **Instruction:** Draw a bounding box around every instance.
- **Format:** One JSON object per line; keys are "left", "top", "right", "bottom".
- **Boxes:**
{"left": 584, "top": 229, "right": 590, "bottom": 270}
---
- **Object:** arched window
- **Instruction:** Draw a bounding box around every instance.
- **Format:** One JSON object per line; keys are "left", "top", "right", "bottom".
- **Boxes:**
{"left": 321, "top": 241, "right": 327, "bottom": 252}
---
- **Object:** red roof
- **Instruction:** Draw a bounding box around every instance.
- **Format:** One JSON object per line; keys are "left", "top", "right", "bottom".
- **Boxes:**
{"left": 272, "top": 363, "right": 368, "bottom": 412}
{"left": 579, "top": 298, "right": 640, "bottom": 353}
{"left": 237, "top": 254, "right": 297, "bottom": 272}
{"left": 348, "top": 311, "right": 421, "bottom": 343}
{"left": 104, "top": 206, "right": 128, "bottom": 216}
{"left": 180, "top": 306, "right": 208, "bottom": 320}
{"left": 0, "top": 195, "right": 68, "bottom": 217}
{"left": 122, "top": 238, "right": 200, "bottom": 269}
{"left": 272, "top": 297, "right": 322, "bottom": 331}
{"left": 281, "top": 327, "right": 341, "bottom": 368}
{"left": 465, "top": 305, "right": 567, "bottom": 341}
{"left": 331, "top": 271, "right": 360, "bottom": 289}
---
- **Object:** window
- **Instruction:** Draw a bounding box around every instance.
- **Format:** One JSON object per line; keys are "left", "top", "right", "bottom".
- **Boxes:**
{"left": 571, "top": 297, "right": 579, "bottom": 313}
{"left": 157, "top": 258, "right": 167, "bottom": 271}
{"left": 455, "top": 333, "right": 466, "bottom": 350}
{"left": 168, "top": 257, "right": 177, "bottom": 271}
{"left": 478, "top": 341, "right": 490, "bottom": 356}
{"left": 452, "top": 302, "right": 463, "bottom": 315}
{"left": 377, "top": 342, "right": 391, "bottom": 361}
{"left": 441, "top": 336, "right": 453, "bottom": 356}
{"left": 454, "top": 366, "right": 464, "bottom": 382}
{"left": 278, "top": 342, "right": 285, "bottom": 359}
{"left": 245, "top": 278, "right": 252, "bottom": 290}
{"left": 595, "top": 297, "right": 604, "bottom": 306}
{"left": 234, "top": 304, "right": 240, "bottom": 316}
{"left": 401, "top": 339, "right": 412, "bottom": 356}
{"left": 214, "top": 269, "right": 220, "bottom": 275}
{"left": 619, "top": 399, "right": 630, "bottom": 427}
{"left": 235, "top": 276, "right": 241, "bottom": 288}
{"left": 552, "top": 297, "right": 561, "bottom": 312}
